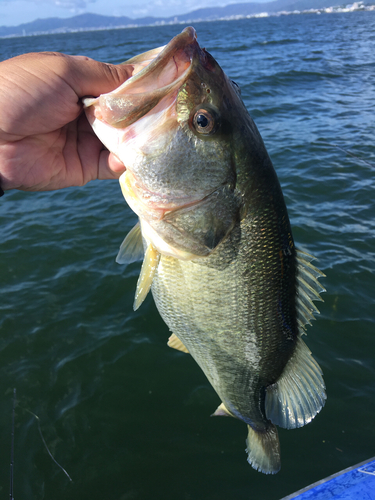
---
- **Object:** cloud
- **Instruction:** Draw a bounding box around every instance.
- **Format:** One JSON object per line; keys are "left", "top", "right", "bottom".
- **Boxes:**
{"left": 54, "top": 0, "right": 90, "bottom": 7}
{"left": 55, "top": 0, "right": 96, "bottom": 8}
{"left": 5, "top": 0, "right": 98, "bottom": 9}
{"left": 127, "top": 0, "right": 229, "bottom": 19}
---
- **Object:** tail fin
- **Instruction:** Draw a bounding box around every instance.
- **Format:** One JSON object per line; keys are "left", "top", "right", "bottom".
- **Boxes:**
{"left": 246, "top": 423, "right": 281, "bottom": 474}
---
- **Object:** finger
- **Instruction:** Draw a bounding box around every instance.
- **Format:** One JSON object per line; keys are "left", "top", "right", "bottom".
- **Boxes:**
{"left": 98, "top": 150, "right": 126, "bottom": 181}
{"left": 108, "top": 153, "right": 127, "bottom": 175}
{"left": 0, "top": 52, "right": 133, "bottom": 140}
{"left": 64, "top": 54, "right": 134, "bottom": 98}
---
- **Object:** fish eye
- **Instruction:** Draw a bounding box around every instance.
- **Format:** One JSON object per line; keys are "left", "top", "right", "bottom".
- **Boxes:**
{"left": 192, "top": 109, "right": 216, "bottom": 135}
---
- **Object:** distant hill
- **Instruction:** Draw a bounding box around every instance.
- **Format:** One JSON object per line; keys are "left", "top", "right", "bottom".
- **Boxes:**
{"left": 169, "top": 0, "right": 342, "bottom": 20}
{"left": 0, "top": 0, "right": 373, "bottom": 38}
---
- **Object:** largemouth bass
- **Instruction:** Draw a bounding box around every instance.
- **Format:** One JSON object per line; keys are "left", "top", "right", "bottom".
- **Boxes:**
{"left": 83, "top": 27, "right": 326, "bottom": 474}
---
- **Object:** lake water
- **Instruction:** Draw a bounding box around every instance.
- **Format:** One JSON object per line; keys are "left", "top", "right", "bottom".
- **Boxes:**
{"left": 1, "top": 11, "right": 375, "bottom": 500}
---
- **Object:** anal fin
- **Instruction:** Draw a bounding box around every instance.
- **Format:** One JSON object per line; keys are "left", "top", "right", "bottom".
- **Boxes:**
{"left": 167, "top": 334, "right": 189, "bottom": 353}
{"left": 211, "top": 402, "right": 233, "bottom": 417}
{"left": 133, "top": 243, "right": 160, "bottom": 311}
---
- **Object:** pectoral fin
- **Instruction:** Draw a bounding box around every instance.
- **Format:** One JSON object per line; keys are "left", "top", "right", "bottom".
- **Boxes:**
{"left": 133, "top": 243, "right": 160, "bottom": 311}
{"left": 116, "top": 222, "right": 144, "bottom": 265}
{"left": 167, "top": 334, "right": 189, "bottom": 353}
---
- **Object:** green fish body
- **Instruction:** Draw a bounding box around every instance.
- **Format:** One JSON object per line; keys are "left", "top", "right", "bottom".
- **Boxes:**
{"left": 84, "top": 26, "right": 326, "bottom": 474}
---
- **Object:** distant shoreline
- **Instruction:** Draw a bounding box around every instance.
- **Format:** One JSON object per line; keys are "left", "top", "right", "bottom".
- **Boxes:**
{"left": 1, "top": 1, "right": 374, "bottom": 39}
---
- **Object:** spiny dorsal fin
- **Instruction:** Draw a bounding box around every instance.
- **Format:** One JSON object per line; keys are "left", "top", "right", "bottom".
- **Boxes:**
{"left": 296, "top": 249, "right": 326, "bottom": 334}
{"left": 167, "top": 334, "right": 189, "bottom": 353}
{"left": 211, "top": 402, "right": 233, "bottom": 417}
{"left": 116, "top": 222, "right": 144, "bottom": 265}
{"left": 133, "top": 243, "right": 160, "bottom": 311}
{"left": 265, "top": 338, "right": 326, "bottom": 429}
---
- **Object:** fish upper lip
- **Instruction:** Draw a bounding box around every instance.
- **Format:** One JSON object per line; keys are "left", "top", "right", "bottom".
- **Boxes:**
{"left": 119, "top": 26, "right": 197, "bottom": 92}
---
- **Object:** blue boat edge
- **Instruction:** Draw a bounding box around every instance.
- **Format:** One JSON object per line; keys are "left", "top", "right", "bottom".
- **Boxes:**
{"left": 280, "top": 456, "right": 375, "bottom": 499}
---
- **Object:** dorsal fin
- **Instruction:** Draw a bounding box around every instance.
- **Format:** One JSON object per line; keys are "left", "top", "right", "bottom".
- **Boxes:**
{"left": 265, "top": 338, "right": 326, "bottom": 429}
{"left": 167, "top": 334, "right": 189, "bottom": 353}
{"left": 265, "top": 250, "right": 326, "bottom": 429}
{"left": 295, "top": 250, "right": 326, "bottom": 334}
{"left": 133, "top": 243, "right": 160, "bottom": 311}
{"left": 116, "top": 222, "right": 144, "bottom": 265}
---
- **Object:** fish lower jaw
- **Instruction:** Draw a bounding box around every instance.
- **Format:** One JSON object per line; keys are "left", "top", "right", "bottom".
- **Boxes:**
{"left": 119, "top": 170, "right": 209, "bottom": 222}
{"left": 122, "top": 192, "right": 182, "bottom": 224}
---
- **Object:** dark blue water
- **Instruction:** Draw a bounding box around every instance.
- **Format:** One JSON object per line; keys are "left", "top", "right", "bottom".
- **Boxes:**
{"left": 1, "top": 11, "right": 375, "bottom": 499}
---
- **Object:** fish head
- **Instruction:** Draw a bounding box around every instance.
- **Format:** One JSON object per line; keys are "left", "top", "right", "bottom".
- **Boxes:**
{"left": 84, "top": 27, "right": 248, "bottom": 259}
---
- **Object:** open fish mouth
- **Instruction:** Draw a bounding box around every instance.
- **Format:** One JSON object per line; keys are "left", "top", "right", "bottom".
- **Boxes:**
{"left": 83, "top": 26, "right": 198, "bottom": 129}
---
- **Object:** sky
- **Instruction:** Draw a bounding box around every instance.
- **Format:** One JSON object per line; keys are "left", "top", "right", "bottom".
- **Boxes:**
{"left": 0, "top": 0, "right": 269, "bottom": 27}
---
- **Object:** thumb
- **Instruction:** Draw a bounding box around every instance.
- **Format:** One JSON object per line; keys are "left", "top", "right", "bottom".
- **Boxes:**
{"left": 66, "top": 54, "right": 133, "bottom": 98}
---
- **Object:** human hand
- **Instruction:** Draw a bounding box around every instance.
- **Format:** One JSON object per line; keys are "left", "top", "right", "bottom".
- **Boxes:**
{"left": 0, "top": 52, "right": 132, "bottom": 192}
